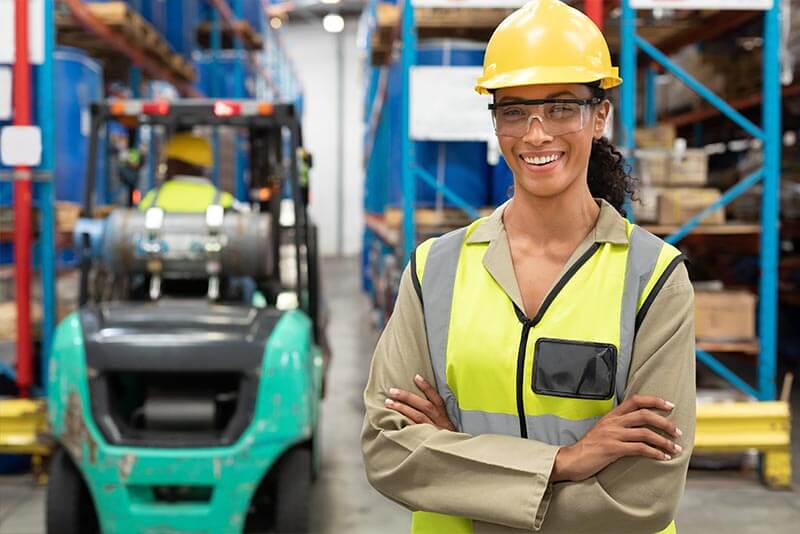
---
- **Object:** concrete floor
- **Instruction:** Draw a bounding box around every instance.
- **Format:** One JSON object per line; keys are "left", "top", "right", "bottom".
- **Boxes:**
{"left": 1, "top": 256, "right": 799, "bottom": 533}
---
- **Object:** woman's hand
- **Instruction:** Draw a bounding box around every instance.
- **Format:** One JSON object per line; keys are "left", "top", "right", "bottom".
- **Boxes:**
{"left": 552, "top": 395, "right": 684, "bottom": 483}
{"left": 384, "top": 375, "right": 456, "bottom": 431}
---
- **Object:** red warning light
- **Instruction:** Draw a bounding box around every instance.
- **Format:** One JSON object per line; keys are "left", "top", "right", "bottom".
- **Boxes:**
{"left": 214, "top": 101, "right": 241, "bottom": 117}
{"left": 141, "top": 100, "right": 170, "bottom": 115}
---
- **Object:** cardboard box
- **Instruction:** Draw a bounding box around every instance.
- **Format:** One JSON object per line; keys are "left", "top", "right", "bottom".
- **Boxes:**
{"left": 635, "top": 149, "right": 670, "bottom": 186}
{"left": 658, "top": 188, "right": 725, "bottom": 226}
{"left": 634, "top": 186, "right": 661, "bottom": 223}
{"left": 670, "top": 149, "right": 708, "bottom": 186}
{"left": 635, "top": 124, "right": 676, "bottom": 149}
{"left": 56, "top": 202, "right": 82, "bottom": 233}
{"left": 694, "top": 290, "right": 756, "bottom": 341}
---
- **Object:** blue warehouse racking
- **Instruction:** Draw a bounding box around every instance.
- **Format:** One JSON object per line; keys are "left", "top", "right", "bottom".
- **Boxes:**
{"left": 620, "top": 0, "right": 790, "bottom": 487}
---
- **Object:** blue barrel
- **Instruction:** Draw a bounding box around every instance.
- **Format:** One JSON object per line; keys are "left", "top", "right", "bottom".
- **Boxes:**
{"left": 139, "top": 0, "right": 168, "bottom": 36}
{"left": 164, "top": 0, "right": 201, "bottom": 55}
{"left": 193, "top": 50, "right": 254, "bottom": 98}
{"left": 54, "top": 47, "right": 104, "bottom": 204}
{"left": 0, "top": 111, "right": 10, "bottom": 207}
{"left": 387, "top": 39, "right": 489, "bottom": 209}
{"left": 490, "top": 155, "right": 515, "bottom": 206}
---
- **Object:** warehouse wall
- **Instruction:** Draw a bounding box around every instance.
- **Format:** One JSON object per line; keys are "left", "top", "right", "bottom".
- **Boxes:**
{"left": 284, "top": 19, "right": 364, "bottom": 257}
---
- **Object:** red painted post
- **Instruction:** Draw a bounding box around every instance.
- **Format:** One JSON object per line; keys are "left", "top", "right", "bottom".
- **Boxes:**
{"left": 13, "top": 0, "right": 34, "bottom": 398}
{"left": 585, "top": 0, "right": 604, "bottom": 30}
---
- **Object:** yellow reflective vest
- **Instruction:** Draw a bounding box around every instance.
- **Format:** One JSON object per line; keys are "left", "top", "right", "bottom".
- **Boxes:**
{"left": 409, "top": 216, "right": 683, "bottom": 534}
{"left": 138, "top": 176, "right": 234, "bottom": 213}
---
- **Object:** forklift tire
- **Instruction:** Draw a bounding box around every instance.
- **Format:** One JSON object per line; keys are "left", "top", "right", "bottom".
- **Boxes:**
{"left": 272, "top": 447, "right": 312, "bottom": 533}
{"left": 46, "top": 448, "right": 99, "bottom": 534}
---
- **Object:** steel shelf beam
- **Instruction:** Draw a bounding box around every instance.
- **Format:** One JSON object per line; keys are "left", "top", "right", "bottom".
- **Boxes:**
{"left": 622, "top": 1, "right": 782, "bottom": 403}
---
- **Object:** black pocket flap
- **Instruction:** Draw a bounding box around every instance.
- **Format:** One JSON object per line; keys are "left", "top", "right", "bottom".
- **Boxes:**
{"left": 533, "top": 338, "right": 617, "bottom": 400}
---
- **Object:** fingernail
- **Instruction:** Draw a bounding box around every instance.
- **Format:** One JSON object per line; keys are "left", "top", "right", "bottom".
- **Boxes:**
{"left": 675, "top": 428, "right": 683, "bottom": 437}
{"left": 664, "top": 401, "right": 675, "bottom": 410}
{"left": 674, "top": 444, "right": 683, "bottom": 453}
{"left": 389, "top": 388, "right": 399, "bottom": 396}
{"left": 384, "top": 398, "right": 393, "bottom": 406}
{"left": 664, "top": 454, "right": 672, "bottom": 461}
{"left": 414, "top": 374, "right": 423, "bottom": 383}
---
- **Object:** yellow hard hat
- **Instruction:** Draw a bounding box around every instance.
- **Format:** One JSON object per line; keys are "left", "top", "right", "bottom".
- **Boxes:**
{"left": 475, "top": 0, "right": 622, "bottom": 95}
{"left": 163, "top": 133, "right": 213, "bottom": 168}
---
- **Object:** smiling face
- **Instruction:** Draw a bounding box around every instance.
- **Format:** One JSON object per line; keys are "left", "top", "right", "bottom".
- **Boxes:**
{"left": 495, "top": 83, "right": 610, "bottom": 201}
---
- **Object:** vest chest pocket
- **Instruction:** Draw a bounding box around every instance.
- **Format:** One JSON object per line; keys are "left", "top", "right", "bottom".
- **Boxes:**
{"left": 532, "top": 338, "right": 617, "bottom": 400}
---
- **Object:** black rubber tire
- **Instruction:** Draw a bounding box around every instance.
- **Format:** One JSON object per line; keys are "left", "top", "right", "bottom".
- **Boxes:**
{"left": 46, "top": 448, "right": 99, "bottom": 534}
{"left": 272, "top": 447, "right": 311, "bottom": 534}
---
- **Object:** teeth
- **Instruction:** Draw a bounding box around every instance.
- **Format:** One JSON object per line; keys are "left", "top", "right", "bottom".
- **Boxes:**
{"left": 523, "top": 153, "right": 560, "bottom": 165}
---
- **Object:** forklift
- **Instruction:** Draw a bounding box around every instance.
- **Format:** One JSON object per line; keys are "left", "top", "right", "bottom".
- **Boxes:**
{"left": 45, "top": 99, "right": 326, "bottom": 533}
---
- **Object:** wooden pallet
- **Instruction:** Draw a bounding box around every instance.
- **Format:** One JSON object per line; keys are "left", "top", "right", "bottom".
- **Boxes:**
{"left": 56, "top": 1, "right": 196, "bottom": 82}
{"left": 196, "top": 20, "right": 264, "bottom": 50}
{"left": 371, "top": 6, "right": 513, "bottom": 64}
{"left": 697, "top": 339, "right": 760, "bottom": 355}
{"left": 373, "top": 7, "right": 747, "bottom": 64}
{"left": 385, "top": 206, "right": 494, "bottom": 231}
{"left": 416, "top": 7, "right": 513, "bottom": 38}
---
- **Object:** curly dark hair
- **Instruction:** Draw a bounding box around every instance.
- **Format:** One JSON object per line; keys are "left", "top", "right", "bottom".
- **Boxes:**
{"left": 584, "top": 84, "right": 638, "bottom": 217}
{"left": 588, "top": 136, "right": 638, "bottom": 217}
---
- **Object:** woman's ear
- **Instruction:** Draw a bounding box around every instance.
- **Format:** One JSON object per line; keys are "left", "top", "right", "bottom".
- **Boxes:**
{"left": 593, "top": 100, "right": 611, "bottom": 139}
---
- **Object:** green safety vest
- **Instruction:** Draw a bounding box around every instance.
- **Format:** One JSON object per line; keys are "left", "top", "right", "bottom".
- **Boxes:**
{"left": 410, "top": 216, "right": 684, "bottom": 534}
{"left": 138, "top": 178, "right": 234, "bottom": 213}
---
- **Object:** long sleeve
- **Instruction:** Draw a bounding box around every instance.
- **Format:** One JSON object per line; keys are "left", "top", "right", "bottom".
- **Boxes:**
{"left": 362, "top": 261, "right": 695, "bottom": 533}
{"left": 361, "top": 266, "right": 560, "bottom": 531}
{"left": 533, "top": 263, "right": 696, "bottom": 533}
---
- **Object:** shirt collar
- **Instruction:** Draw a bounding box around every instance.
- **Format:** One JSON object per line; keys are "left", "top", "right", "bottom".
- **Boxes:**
{"left": 466, "top": 198, "right": 629, "bottom": 246}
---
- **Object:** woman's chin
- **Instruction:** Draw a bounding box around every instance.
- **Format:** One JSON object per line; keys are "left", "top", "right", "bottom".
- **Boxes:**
{"left": 515, "top": 174, "right": 573, "bottom": 199}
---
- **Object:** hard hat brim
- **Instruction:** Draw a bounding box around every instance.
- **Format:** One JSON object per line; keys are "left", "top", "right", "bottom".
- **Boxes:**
{"left": 475, "top": 66, "right": 622, "bottom": 95}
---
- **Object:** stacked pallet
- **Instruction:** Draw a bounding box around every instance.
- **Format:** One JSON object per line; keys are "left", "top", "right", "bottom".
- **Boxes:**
{"left": 196, "top": 20, "right": 264, "bottom": 50}
{"left": 370, "top": 4, "right": 514, "bottom": 65}
{"left": 56, "top": 1, "right": 196, "bottom": 82}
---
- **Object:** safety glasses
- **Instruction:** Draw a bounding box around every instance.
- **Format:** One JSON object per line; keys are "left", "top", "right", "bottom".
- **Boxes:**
{"left": 488, "top": 97, "right": 601, "bottom": 138}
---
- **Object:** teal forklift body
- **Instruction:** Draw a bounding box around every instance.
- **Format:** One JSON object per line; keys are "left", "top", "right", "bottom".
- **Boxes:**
{"left": 47, "top": 308, "right": 323, "bottom": 534}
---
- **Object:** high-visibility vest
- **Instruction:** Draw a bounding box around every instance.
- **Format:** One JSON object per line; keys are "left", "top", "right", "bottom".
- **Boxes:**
{"left": 138, "top": 179, "right": 234, "bottom": 213}
{"left": 410, "top": 216, "right": 684, "bottom": 534}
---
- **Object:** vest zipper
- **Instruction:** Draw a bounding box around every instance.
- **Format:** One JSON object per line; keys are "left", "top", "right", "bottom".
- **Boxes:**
{"left": 510, "top": 242, "right": 602, "bottom": 440}
{"left": 516, "top": 321, "right": 532, "bottom": 439}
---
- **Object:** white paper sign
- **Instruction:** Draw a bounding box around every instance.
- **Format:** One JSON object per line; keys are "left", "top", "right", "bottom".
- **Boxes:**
{"left": 410, "top": 66, "right": 494, "bottom": 142}
{"left": 1, "top": 126, "right": 42, "bottom": 166}
{"left": 0, "top": 68, "right": 11, "bottom": 121}
{"left": 0, "top": 0, "right": 45, "bottom": 65}
{"left": 630, "top": 0, "right": 772, "bottom": 10}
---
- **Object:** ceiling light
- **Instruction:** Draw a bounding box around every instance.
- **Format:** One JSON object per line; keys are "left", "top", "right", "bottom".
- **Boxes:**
{"left": 322, "top": 13, "right": 344, "bottom": 33}
{"left": 320, "top": 0, "right": 341, "bottom": 4}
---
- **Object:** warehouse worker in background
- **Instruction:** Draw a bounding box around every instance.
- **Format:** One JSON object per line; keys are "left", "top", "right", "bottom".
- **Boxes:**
{"left": 362, "top": 1, "right": 695, "bottom": 533}
{"left": 138, "top": 132, "right": 247, "bottom": 213}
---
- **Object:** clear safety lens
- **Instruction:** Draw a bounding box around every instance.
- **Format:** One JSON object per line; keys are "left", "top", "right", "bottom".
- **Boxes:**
{"left": 491, "top": 102, "right": 594, "bottom": 138}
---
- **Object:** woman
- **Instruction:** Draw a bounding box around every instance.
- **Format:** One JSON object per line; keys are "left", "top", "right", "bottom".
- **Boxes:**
{"left": 361, "top": 1, "right": 695, "bottom": 533}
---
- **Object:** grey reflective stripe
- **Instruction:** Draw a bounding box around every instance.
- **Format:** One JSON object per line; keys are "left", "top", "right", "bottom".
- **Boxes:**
{"left": 421, "top": 227, "right": 469, "bottom": 431}
{"left": 212, "top": 188, "right": 222, "bottom": 205}
{"left": 616, "top": 226, "right": 664, "bottom": 402}
{"left": 461, "top": 410, "right": 600, "bottom": 446}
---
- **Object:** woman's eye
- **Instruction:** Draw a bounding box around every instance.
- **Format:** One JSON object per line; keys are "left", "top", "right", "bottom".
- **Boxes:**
{"left": 549, "top": 105, "right": 577, "bottom": 117}
{"left": 501, "top": 107, "right": 524, "bottom": 118}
